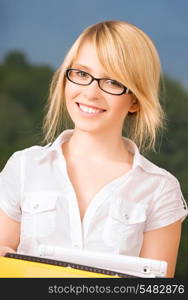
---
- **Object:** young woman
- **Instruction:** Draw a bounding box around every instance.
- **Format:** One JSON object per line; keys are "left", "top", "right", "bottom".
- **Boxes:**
{"left": 0, "top": 20, "right": 187, "bottom": 277}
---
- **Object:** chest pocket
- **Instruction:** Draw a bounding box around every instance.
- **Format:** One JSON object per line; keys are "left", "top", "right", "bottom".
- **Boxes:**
{"left": 102, "top": 201, "right": 147, "bottom": 254}
{"left": 21, "top": 193, "right": 58, "bottom": 238}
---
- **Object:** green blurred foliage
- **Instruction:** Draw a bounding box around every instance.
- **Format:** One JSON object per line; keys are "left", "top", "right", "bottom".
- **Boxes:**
{"left": 0, "top": 51, "right": 187, "bottom": 277}
{"left": 0, "top": 51, "right": 53, "bottom": 166}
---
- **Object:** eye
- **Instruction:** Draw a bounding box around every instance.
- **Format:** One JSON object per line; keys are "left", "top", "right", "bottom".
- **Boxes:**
{"left": 105, "top": 79, "right": 123, "bottom": 89}
{"left": 74, "top": 70, "right": 90, "bottom": 79}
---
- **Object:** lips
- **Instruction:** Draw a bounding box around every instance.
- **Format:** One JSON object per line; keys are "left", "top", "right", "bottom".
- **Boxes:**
{"left": 76, "top": 102, "right": 106, "bottom": 114}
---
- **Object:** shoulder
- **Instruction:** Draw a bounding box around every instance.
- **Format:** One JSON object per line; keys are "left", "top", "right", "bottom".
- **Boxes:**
{"left": 139, "top": 154, "right": 179, "bottom": 185}
{"left": 1, "top": 143, "right": 52, "bottom": 171}
{"left": 21, "top": 143, "right": 52, "bottom": 159}
{"left": 140, "top": 155, "right": 187, "bottom": 213}
{"left": 124, "top": 137, "right": 178, "bottom": 185}
{"left": 1, "top": 129, "right": 73, "bottom": 171}
{"left": 137, "top": 154, "right": 184, "bottom": 203}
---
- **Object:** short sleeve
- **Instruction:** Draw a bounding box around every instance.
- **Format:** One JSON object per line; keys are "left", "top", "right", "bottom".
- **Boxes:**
{"left": 0, "top": 151, "right": 23, "bottom": 221}
{"left": 145, "top": 176, "right": 188, "bottom": 232}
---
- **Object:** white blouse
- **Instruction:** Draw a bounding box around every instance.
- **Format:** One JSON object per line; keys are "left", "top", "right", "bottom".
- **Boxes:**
{"left": 0, "top": 129, "right": 187, "bottom": 257}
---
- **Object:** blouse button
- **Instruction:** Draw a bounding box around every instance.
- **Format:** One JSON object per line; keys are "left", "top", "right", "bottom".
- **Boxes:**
{"left": 33, "top": 203, "right": 39, "bottom": 209}
{"left": 124, "top": 214, "right": 129, "bottom": 220}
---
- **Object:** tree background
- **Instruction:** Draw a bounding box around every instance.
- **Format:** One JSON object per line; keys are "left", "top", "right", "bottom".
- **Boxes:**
{"left": 0, "top": 51, "right": 187, "bottom": 278}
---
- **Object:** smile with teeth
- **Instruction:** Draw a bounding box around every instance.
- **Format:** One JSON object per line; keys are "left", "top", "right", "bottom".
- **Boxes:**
{"left": 77, "top": 103, "right": 106, "bottom": 114}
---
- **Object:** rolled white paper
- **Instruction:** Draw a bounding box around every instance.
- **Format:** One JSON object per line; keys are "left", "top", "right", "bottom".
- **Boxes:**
{"left": 38, "top": 245, "right": 167, "bottom": 278}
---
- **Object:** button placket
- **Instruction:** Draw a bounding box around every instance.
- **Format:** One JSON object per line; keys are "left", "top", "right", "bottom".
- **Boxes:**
{"left": 68, "top": 192, "right": 83, "bottom": 249}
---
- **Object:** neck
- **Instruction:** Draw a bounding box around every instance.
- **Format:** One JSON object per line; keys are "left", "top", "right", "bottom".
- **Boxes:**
{"left": 62, "top": 127, "right": 131, "bottom": 163}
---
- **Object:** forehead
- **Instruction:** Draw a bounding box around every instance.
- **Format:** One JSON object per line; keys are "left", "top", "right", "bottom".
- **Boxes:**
{"left": 73, "top": 41, "right": 108, "bottom": 76}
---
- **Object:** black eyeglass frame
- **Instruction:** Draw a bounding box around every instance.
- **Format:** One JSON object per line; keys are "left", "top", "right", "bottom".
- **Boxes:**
{"left": 65, "top": 68, "right": 131, "bottom": 96}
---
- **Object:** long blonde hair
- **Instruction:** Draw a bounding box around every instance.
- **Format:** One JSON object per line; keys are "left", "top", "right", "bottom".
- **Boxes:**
{"left": 43, "top": 20, "right": 165, "bottom": 151}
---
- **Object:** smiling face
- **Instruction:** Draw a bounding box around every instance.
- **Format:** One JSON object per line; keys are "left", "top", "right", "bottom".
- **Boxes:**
{"left": 65, "top": 41, "right": 138, "bottom": 135}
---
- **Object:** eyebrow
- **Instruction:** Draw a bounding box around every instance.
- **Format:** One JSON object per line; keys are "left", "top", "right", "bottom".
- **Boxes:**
{"left": 72, "top": 63, "right": 109, "bottom": 78}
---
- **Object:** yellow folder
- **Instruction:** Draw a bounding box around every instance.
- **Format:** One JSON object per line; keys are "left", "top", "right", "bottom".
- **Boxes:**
{"left": 0, "top": 254, "right": 120, "bottom": 278}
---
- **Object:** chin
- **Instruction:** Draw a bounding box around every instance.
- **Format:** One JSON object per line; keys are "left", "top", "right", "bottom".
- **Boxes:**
{"left": 74, "top": 121, "right": 107, "bottom": 134}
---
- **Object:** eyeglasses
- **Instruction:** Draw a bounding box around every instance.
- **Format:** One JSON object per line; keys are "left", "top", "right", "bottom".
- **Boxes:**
{"left": 65, "top": 68, "right": 130, "bottom": 96}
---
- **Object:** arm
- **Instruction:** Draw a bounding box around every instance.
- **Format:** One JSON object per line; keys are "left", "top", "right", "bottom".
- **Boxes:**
{"left": 0, "top": 151, "right": 23, "bottom": 256}
{"left": 0, "top": 209, "right": 20, "bottom": 256}
{"left": 139, "top": 220, "right": 182, "bottom": 277}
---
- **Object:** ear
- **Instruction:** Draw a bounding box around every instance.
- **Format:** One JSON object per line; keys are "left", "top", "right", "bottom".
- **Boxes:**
{"left": 129, "top": 97, "right": 139, "bottom": 113}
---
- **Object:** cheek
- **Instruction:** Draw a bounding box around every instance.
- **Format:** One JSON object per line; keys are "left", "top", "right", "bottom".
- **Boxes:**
{"left": 65, "top": 84, "right": 72, "bottom": 101}
{"left": 64, "top": 83, "right": 80, "bottom": 123}
{"left": 65, "top": 82, "right": 79, "bottom": 101}
{"left": 108, "top": 96, "right": 134, "bottom": 124}
{"left": 64, "top": 83, "right": 77, "bottom": 114}
{"left": 110, "top": 97, "right": 132, "bottom": 116}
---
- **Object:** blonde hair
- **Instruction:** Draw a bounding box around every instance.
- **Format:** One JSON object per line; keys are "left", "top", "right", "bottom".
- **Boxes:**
{"left": 43, "top": 20, "right": 165, "bottom": 151}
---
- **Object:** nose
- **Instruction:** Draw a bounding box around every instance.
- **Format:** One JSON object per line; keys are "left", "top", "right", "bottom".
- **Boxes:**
{"left": 82, "top": 80, "right": 101, "bottom": 99}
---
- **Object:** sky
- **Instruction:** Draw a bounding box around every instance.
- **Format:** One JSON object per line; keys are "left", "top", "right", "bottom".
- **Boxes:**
{"left": 1, "top": 0, "right": 188, "bottom": 89}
